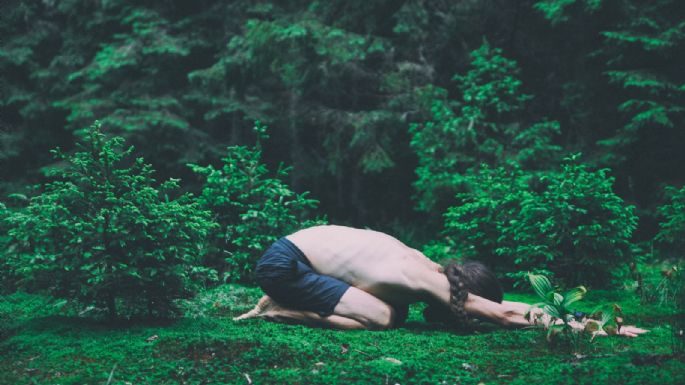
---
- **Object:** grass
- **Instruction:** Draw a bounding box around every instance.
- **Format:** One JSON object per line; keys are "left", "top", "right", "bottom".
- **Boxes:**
{"left": 1, "top": 285, "right": 683, "bottom": 385}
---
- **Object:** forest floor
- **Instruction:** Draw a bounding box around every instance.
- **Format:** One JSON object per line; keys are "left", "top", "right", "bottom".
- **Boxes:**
{"left": 1, "top": 285, "right": 683, "bottom": 385}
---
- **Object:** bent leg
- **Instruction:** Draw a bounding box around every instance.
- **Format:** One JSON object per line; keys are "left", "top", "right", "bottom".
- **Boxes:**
{"left": 263, "top": 306, "right": 368, "bottom": 330}
{"left": 234, "top": 287, "right": 397, "bottom": 330}
{"left": 331, "top": 287, "right": 397, "bottom": 330}
{"left": 233, "top": 294, "right": 367, "bottom": 329}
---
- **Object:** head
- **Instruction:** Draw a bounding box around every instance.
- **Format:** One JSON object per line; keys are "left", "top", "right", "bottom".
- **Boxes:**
{"left": 448, "top": 260, "right": 503, "bottom": 303}
{"left": 428, "top": 260, "right": 502, "bottom": 328}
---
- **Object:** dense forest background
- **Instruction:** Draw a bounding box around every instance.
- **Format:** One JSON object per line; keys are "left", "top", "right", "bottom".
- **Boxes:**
{"left": 1, "top": 0, "right": 684, "bottom": 290}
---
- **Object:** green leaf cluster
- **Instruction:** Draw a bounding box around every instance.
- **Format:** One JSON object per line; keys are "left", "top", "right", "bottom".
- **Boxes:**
{"left": 442, "top": 155, "right": 637, "bottom": 286}
{"left": 527, "top": 273, "right": 587, "bottom": 343}
{"left": 409, "top": 42, "right": 561, "bottom": 214}
{"left": 0, "top": 122, "right": 217, "bottom": 318}
{"left": 656, "top": 185, "right": 685, "bottom": 256}
{"left": 189, "top": 123, "right": 323, "bottom": 284}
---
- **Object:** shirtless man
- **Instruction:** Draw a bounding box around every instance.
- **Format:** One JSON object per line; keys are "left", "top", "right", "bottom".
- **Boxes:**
{"left": 234, "top": 225, "right": 647, "bottom": 336}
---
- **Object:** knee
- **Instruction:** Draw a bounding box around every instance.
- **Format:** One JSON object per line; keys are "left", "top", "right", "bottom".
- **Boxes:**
{"left": 366, "top": 304, "right": 396, "bottom": 330}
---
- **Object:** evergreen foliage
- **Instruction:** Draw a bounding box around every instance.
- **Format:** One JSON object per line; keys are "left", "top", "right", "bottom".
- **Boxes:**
{"left": 0, "top": 202, "right": 14, "bottom": 293}
{"left": 188, "top": 123, "right": 322, "bottom": 284}
{"left": 1, "top": 0, "right": 684, "bottom": 288}
{"left": 596, "top": 0, "right": 685, "bottom": 167}
{"left": 1, "top": 122, "right": 216, "bottom": 319}
{"left": 533, "top": 0, "right": 685, "bottom": 225}
{"left": 656, "top": 185, "right": 685, "bottom": 258}
{"left": 2, "top": 0, "right": 683, "bottom": 232}
{"left": 442, "top": 156, "right": 637, "bottom": 285}
{"left": 410, "top": 43, "right": 561, "bottom": 214}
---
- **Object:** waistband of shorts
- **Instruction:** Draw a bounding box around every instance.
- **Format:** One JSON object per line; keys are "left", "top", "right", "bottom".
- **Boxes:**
{"left": 274, "top": 237, "right": 311, "bottom": 267}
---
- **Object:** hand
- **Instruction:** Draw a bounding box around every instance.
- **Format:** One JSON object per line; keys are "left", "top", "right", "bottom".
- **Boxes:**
{"left": 596, "top": 325, "right": 649, "bottom": 338}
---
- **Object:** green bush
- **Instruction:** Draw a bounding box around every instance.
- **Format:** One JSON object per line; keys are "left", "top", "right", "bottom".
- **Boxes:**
{"left": 409, "top": 42, "right": 560, "bottom": 214}
{"left": 2, "top": 122, "right": 217, "bottom": 319}
{"left": 655, "top": 187, "right": 685, "bottom": 354}
{"left": 188, "top": 123, "right": 323, "bottom": 284}
{"left": 656, "top": 185, "right": 685, "bottom": 258}
{"left": 0, "top": 202, "right": 13, "bottom": 294}
{"left": 442, "top": 156, "right": 637, "bottom": 286}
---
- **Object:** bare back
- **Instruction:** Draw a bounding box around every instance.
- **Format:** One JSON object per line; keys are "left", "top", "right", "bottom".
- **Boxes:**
{"left": 286, "top": 225, "right": 441, "bottom": 305}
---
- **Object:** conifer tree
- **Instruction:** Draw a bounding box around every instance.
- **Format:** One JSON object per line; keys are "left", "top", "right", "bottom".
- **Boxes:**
{"left": 188, "top": 122, "right": 322, "bottom": 283}
{"left": 410, "top": 42, "right": 561, "bottom": 213}
{"left": 2, "top": 122, "right": 216, "bottom": 319}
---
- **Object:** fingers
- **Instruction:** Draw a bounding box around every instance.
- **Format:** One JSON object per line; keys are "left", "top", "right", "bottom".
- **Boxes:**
{"left": 590, "top": 325, "right": 649, "bottom": 338}
{"left": 618, "top": 325, "right": 649, "bottom": 337}
{"left": 620, "top": 325, "right": 649, "bottom": 336}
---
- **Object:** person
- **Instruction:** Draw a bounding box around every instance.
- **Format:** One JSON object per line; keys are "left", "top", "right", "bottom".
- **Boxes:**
{"left": 234, "top": 225, "right": 647, "bottom": 336}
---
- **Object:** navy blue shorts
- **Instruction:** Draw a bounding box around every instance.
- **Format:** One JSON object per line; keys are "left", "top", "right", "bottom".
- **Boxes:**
{"left": 254, "top": 237, "right": 350, "bottom": 317}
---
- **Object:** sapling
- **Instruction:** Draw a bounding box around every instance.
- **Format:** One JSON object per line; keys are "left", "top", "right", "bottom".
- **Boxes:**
{"left": 3, "top": 121, "right": 217, "bottom": 319}
{"left": 526, "top": 273, "right": 587, "bottom": 347}
{"left": 526, "top": 273, "right": 630, "bottom": 351}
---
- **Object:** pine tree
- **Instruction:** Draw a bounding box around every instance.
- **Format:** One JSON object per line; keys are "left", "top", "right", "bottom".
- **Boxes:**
{"left": 410, "top": 42, "right": 561, "bottom": 213}
{"left": 188, "top": 122, "right": 323, "bottom": 283}
{"left": 2, "top": 122, "right": 217, "bottom": 319}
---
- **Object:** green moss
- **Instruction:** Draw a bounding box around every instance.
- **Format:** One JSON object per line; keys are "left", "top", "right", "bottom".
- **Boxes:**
{"left": 1, "top": 286, "right": 683, "bottom": 384}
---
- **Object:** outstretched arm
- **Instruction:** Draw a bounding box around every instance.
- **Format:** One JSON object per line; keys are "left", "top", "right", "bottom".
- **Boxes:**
{"left": 417, "top": 270, "right": 646, "bottom": 336}
{"left": 465, "top": 294, "right": 536, "bottom": 327}
{"left": 418, "top": 271, "right": 539, "bottom": 327}
{"left": 466, "top": 295, "right": 648, "bottom": 337}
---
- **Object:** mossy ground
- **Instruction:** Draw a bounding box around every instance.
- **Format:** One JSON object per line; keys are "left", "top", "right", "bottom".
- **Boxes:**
{"left": 1, "top": 286, "right": 683, "bottom": 385}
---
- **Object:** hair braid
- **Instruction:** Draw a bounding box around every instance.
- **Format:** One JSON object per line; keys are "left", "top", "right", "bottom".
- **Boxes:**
{"left": 444, "top": 262, "right": 471, "bottom": 329}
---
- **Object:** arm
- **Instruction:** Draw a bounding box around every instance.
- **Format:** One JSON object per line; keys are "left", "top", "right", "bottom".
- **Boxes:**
{"left": 417, "top": 271, "right": 537, "bottom": 327}
{"left": 416, "top": 271, "right": 647, "bottom": 336}
{"left": 465, "top": 294, "right": 538, "bottom": 328}
{"left": 467, "top": 295, "right": 648, "bottom": 337}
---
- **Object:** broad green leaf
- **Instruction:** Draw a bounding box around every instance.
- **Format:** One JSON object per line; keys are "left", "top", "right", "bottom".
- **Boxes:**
{"left": 528, "top": 273, "right": 553, "bottom": 300}
{"left": 562, "top": 286, "right": 587, "bottom": 308}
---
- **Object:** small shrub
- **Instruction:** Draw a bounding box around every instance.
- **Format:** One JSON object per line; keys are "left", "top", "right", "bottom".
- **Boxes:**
{"left": 2, "top": 122, "right": 217, "bottom": 319}
{"left": 441, "top": 165, "right": 531, "bottom": 271}
{"left": 656, "top": 184, "right": 685, "bottom": 258}
{"left": 189, "top": 122, "right": 323, "bottom": 284}
{"left": 654, "top": 185, "right": 685, "bottom": 354}
{"left": 0, "top": 202, "right": 14, "bottom": 294}
{"left": 527, "top": 273, "right": 626, "bottom": 352}
{"left": 443, "top": 155, "right": 638, "bottom": 286}
{"left": 409, "top": 42, "right": 560, "bottom": 214}
{"left": 526, "top": 273, "right": 587, "bottom": 348}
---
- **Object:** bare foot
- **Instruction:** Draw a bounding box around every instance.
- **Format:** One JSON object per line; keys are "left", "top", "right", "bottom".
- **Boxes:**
{"left": 233, "top": 295, "right": 280, "bottom": 321}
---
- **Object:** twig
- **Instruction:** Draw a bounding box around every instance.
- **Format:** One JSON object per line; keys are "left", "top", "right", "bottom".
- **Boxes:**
{"left": 106, "top": 364, "right": 117, "bottom": 385}
{"left": 243, "top": 373, "right": 252, "bottom": 384}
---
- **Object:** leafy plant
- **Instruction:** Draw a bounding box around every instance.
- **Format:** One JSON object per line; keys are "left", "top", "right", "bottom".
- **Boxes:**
{"left": 652, "top": 184, "right": 685, "bottom": 354}
{"left": 442, "top": 155, "right": 637, "bottom": 286}
{"left": 0, "top": 202, "right": 13, "bottom": 294}
{"left": 409, "top": 42, "right": 561, "bottom": 214}
{"left": 526, "top": 273, "right": 588, "bottom": 346}
{"left": 2, "top": 122, "right": 217, "bottom": 319}
{"left": 656, "top": 185, "right": 685, "bottom": 257}
{"left": 188, "top": 122, "right": 323, "bottom": 284}
{"left": 673, "top": 268, "right": 685, "bottom": 356}
{"left": 637, "top": 265, "right": 682, "bottom": 306}
{"left": 527, "top": 273, "right": 629, "bottom": 350}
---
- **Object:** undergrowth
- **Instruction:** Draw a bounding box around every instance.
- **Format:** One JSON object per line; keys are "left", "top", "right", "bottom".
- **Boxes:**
{"left": 1, "top": 286, "right": 683, "bottom": 385}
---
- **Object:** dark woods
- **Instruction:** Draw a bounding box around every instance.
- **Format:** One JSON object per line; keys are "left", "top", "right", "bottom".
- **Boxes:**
{"left": 1, "top": 1, "right": 684, "bottom": 317}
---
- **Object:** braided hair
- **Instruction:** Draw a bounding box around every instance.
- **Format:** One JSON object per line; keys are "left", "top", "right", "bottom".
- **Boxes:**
{"left": 427, "top": 260, "right": 503, "bottom": 329}
{"left": 444, "top": 262, "right": 471, "bottom": 328}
